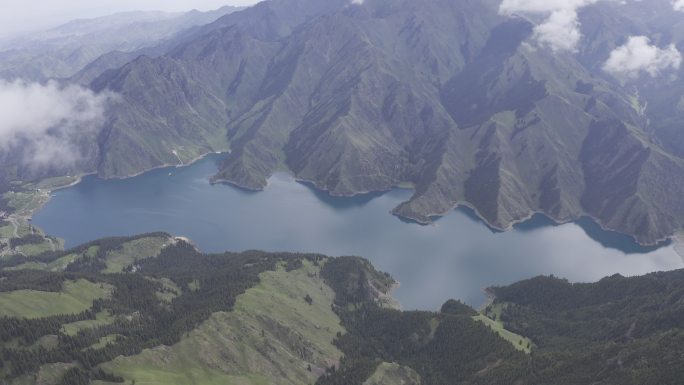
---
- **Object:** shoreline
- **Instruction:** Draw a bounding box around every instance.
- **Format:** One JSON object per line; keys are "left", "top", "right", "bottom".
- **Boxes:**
{"left": 259, "top": 172, "right": 674, "bottom": 248}
{"left": 39, "top": 150, "right": 228, "bottom": 209}
{"left": 5, "top": 151, "right": 228, "bottom": 252}
{"left": 29, "top": 151, "right": 679, "bottom": 250}
{"left": 391, "top": 198, "right": 674, "bottom": 249}
{"left": 102, "top": 151, "right": 227, "bottom": 181}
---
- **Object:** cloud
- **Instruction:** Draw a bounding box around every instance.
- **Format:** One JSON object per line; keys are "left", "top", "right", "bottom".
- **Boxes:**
{"left": 675, "top": 0, "right": 684, "bottom": 11}
{"left": 0, "top": 79, "right": 113, "bottom": 169}
{"left": 499, "top": 0, "right": 601, "bottom": 52}
{"left": 603, "top": 36, "right": 682, "bottom": 78}
{"left": 533, "top": 8, "right": 583, "bottom": 52}
{"left": 499, "top": 0, "right": 597, "bottom": 14}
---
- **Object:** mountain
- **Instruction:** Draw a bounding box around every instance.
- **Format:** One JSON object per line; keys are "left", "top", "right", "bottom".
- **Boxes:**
{"left": 1, "top": 234, "right": 684, "bottom": 384}
{"left": 72, "top": 0, "right": 683, "bottom": 245}
{"left": 1, "top": 0, "right": 683, "bottom": 244}
{"left": 0, "top": 6, "right": 242, "bottom": 81}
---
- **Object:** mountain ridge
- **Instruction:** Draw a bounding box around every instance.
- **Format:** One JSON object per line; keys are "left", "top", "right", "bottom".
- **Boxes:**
{"left": 83, "top": 0, "right": 684, "bottom": 244}
{"left": 0, "top": 6, "right": 243, "bottom": 81}
{"left": 2, "top": 234, "right": 684, "bottom": 384}
{"left": 2, "top": 0, "right": 684, "bottom": 245}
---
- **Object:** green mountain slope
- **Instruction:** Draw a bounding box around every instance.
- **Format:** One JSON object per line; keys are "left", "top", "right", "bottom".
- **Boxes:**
{"left": 3, "top": 234, "right": 684, "bottom": 384}
{"left": 487, "top": 271, "right": 684, "bottom": 384}
{"left": 101, "top": 261, "right": 343, "bottom": 385}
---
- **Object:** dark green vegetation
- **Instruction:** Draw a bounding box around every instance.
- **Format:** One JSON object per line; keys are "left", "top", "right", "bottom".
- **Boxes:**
{"left": 2, "top": 234, "right": 684, "bottom": 384}
{"left": 0, "top": 234, "right": 329, "bottom": 383}
{"left": 316, "top": 257, "right": 529, "bottom": 385}
{"left": 317, "top": 260, "right": 684, "bottom": 385}
{"left": 8, "top": 235, "right": 44, "bottom": 250}
{"left": 487, "top": 272, "right": 684, "bottom": 384}
{"left": 3, "top": 0, "right": 684, "bottom": 244}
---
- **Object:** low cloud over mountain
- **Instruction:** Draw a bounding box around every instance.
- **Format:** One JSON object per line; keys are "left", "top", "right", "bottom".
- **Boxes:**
{"left": 498, "top": 0, "right": 602, "bottom": 52}
{"left": 603, "top": 36, "right": 682, "bottom": 78}
{"left": 0, "top": 79, "right": 113, "bottom": 169}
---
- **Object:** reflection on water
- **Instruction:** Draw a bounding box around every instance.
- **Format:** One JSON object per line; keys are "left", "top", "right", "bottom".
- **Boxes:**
{"left": 573, "top": 217, "right": 671, "bottom": 254}
{"left": 34, "top": 154, "right": 684, "bottom": 310}
{"left": 297, "top": 180, "right": 388, "bottom": 209}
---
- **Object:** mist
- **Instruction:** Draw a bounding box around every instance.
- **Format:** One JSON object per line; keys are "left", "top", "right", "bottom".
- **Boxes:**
{"left": 0, "top": 80, "right": 114, "bottom": 169}
{"left": 0, "top": 0, "right": 259, "bottom": 40}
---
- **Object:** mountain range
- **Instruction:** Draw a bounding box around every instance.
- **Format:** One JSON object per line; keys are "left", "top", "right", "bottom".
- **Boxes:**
{"left": 0, "top": 6, "right": 242, "bottom": 81}
{"left": 2, "top": 0, "right": 684, "bottom": 245}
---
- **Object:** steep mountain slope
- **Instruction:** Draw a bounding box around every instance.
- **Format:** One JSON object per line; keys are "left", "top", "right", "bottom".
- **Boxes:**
{"left": 2, "top": 0, "right": 683, "bottom": 244}
{"left": 215, "top": 0, "right": 500, "bottom": 192}
{"left": 86, "top": 0, "right": 684, "bottom": 244}
{"left": 85, "top": 0, "right": 352, "bottom": 178}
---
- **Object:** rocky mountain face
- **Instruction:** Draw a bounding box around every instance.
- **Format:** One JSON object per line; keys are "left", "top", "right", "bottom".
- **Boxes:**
{"left": 83, "top": 0, "right": 684, "bottom": 245}
{"left": 2, "top": 0, "right": 683, "bottom": 244}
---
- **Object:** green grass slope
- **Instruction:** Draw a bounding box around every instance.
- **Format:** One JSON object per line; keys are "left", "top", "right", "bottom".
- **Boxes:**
{"left": 0, "top": 279, "right": 111, "bottom": 319}
{"left": 1, "top": 233, "right": 174, "bottom": 273}
{"left": 101, "top": 236, "right": 171, "bottom": 273}
{"left": 473, "top": 314, "right": 533, "bottom": 354}
{"left": 60, "top": 311, "right": 115, "bottom": 336}
{"left": 101, "top": 260, "right": 344, "bottom": 385}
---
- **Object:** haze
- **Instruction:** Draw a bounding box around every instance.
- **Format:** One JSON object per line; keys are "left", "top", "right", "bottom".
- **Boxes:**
{"left": 0, "top": 0, "right": 259, "bottom": 39}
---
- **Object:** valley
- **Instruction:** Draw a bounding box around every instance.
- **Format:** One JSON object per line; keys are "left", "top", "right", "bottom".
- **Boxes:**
{"left": 1, "top": 0, "right": 684, "bottom": 383}
{"left": 29, "top": 155, "right": 684, "bottom": 310}
{"left": 2, "top": 0, "right": 684, "bottom": 245}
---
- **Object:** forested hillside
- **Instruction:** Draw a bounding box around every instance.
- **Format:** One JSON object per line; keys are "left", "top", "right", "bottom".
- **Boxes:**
{"left": 1, "top": 234, "right": 683, "bottom": 384}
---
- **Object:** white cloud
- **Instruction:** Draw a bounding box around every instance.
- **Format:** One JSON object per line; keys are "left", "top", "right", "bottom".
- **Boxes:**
{"left": 603, "top": 36, "right": 682, "bottom": 78}
{"left": 499, "top": 0, "right": 601, "bottom": 52}
{"left": 674, "top": 0, "right": 684, "bottom": 11}
{"left": 499, "top": 0, "right": 598, "bottom": 14}
{"left": 533, "top": 8, "right": 583, "bottom": 52}
{"left": 0, "top": 80, "right": 113, "bottom": 168}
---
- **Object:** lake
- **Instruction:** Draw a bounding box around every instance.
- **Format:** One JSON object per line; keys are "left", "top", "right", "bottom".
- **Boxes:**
{"left": 33, "top": 154, "right": 684, "bottom": 310}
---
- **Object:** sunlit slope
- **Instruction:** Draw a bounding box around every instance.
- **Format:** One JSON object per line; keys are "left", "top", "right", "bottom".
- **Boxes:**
{"left": 0, "top": 279, "right": 111, "bottom": 319}
{"left": 101, "top": 261, "right": 343, "bottom": 385}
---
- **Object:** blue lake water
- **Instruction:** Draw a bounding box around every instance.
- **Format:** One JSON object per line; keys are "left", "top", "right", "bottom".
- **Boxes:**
{"left": 34, "top": 154, "right": 684, "bottom": 310}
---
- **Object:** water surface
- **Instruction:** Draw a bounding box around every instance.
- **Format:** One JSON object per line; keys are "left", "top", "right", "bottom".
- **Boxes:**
{"left": 34, "top": 155, "right": 683, "bottom": 310}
